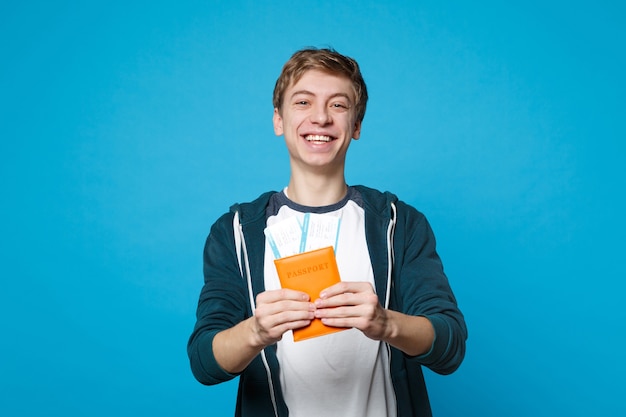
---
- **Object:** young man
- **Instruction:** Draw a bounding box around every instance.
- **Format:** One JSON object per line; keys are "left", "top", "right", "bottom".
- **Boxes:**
{"left": 188, "top": 48, "right": 467, "bottom": 417}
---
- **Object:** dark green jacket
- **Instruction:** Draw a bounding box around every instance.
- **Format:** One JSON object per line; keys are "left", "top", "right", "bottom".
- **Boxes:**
{"left": 188, "top": 185, "right": 467, "bottom": 416}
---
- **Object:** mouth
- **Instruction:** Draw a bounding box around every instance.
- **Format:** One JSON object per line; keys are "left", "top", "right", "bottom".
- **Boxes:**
{"left": 304, "top": 134, "right": 334, "bottom": 143}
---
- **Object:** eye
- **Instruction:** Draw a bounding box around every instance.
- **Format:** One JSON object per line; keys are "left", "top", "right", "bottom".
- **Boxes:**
{"left": 331, "top": 102, "right": 348, "bottom": 109}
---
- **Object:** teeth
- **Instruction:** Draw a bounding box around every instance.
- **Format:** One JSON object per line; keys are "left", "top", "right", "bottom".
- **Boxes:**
{"left": 305, "top": 135, "right": 332, "bottom": 142}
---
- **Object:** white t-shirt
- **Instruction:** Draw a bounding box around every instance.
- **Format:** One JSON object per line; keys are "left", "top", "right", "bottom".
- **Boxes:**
{"left": 263, "top": 189, "right": 397, "bottom": 417}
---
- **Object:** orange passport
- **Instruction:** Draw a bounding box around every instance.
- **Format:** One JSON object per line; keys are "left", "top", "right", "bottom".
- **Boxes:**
{"left": 273, "top": 246, "right": 346, "bottom": 341}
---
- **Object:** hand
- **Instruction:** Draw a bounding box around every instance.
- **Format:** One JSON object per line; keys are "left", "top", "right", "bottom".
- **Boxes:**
{"left": 313, "top": 282, "right": 435, "bottom": 356}
{"left": 252, "top": 289, "right": 316, "bottom": 347}
{"left": 313, "top": 282, "right": 389, "bottom": 341}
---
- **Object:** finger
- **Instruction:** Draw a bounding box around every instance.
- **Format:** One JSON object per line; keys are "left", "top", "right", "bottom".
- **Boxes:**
{"left": 270, "top": 319, "right": 315, "bottom": 339}
{"left": 258, "top": 309, "right": 315, "bottom": 329}
{"left": 257, "top": 288, "right": 310, "bottom": 305}
{"left": 317, "top": 306, "right": 383, "bottom": 335}
{"left": 256, "top": 299, "right": 315, "bottom": 319}
{"left": 315, "top": 303, "right": 375, "bottom": 319}
{"left": 254, "top": 315, "right": 314, "bottom": 343}
{"left": 255, "top": 308, "right": 315, "bottom": 339}
{"left": 319, "top": 281, "right": 374, "bottom": 299}
{"left": 316, "top": 290, "right": 378, "bottom": 309}
{"left": 319, "top": 317, "right": 357, "bottom": 329}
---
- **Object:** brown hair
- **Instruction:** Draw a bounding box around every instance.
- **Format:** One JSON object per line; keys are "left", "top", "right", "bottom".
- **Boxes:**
{"left": 272, "top": 47, "right": 368, "bottom": 123}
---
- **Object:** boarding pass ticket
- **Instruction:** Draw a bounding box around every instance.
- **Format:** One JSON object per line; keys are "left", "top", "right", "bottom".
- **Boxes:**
{"left": 264, "top": 213, "right": 341, "bottom": 259}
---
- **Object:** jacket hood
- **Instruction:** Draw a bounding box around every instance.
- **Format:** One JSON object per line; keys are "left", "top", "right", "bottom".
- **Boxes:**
{"left": 354, "top": 185, "right": 398, "bottom": 219}
{"left": 229, "top": 191, "right": 276, "bottom": 224}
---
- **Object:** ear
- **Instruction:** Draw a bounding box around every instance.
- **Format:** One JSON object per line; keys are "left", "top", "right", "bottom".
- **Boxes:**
{"left": 273, "top": 108, "right": 284, "bottom": 136}
{"left": 352, "top": 120, "right": 362, "bottom": 140}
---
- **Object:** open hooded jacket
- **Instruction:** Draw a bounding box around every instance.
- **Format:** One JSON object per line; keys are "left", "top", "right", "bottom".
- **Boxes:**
{"left": 188, "top": 185, "right": 467, "bottom": 417}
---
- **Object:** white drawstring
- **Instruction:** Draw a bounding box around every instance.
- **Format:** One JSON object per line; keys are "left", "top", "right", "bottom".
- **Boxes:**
{"left": 233, "top": 211, "right": 279, "bottom": 417}
{"left": 385, "top": 202, "right": 397, "bottom": 309}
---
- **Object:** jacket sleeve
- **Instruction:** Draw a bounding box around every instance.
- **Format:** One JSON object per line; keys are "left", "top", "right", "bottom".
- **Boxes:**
{"left": 394, "top": 203, "right": 467, "bottom": 375}
{"left": 187, "top": 212, "right": 249, "bottom": 385}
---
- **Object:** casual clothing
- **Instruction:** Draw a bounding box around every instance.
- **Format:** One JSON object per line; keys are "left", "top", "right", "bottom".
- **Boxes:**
{"left": 264, "top": 189, "right": 397, "bottom": 417}
{"left": 188, "top": 185, "right": 467, "bottom": 417}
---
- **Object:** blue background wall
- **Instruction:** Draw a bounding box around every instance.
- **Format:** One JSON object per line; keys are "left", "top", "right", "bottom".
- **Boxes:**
{"left": 1, "top": 1, "right": 624, "bottom": 415}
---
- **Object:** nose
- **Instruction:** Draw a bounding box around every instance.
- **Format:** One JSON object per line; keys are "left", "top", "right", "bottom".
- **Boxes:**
{"left": 310, "top": 103, "right": 331, "bottom": 125}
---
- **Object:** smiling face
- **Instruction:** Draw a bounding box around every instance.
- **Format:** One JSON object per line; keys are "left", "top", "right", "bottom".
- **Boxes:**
{"left": 273, "top": 69, "right": 362, "bottom": 177}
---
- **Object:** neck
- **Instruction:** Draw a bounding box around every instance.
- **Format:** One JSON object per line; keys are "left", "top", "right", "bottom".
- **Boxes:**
{"left": 286, "top": 172, "right": 348, "bottom": 207}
